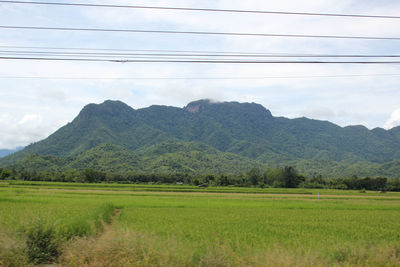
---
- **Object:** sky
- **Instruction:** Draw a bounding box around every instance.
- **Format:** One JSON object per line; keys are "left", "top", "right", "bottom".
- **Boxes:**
{"left": 0, "top": 0, "right": 400, "bottom": 149}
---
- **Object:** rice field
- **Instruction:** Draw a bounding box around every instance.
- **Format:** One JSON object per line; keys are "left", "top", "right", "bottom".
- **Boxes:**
{"left": 0, "top": 181, "right": 399, "bottom": 266}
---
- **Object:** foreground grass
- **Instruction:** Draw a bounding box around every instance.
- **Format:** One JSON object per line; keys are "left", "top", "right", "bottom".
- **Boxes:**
{"left": 60, "top": 229, "right": 400, "bottom": 267}
{"left": 0, "top": 182, "right": 399, "bottom": 266}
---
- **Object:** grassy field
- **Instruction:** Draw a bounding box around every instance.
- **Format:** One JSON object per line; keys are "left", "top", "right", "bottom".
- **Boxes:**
{"left": 0, "top": 181, "right": 399, "bottom": 266}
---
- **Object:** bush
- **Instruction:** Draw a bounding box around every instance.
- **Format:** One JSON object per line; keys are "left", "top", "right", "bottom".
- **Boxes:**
{"left": 272, "top": 181, "right": 283, "bottom": 188}
{"left": 25, "top": 220, "right": 59, "bottom": 264}
{"left": 0, "top": 168, "right": 12, "bottom": 180}
{"left": 300, "top": 182, "right": 325, "bottom": 189}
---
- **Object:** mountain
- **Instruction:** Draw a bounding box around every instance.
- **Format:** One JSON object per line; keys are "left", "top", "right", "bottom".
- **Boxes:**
{"left": 2, "top": 99, "right": 400, "bottom": 177}
{"left": 0, "top": 147, "right": 23, "bottom": 158}
{"left": 10, "top": 142, "right": 263, "bottom": 174}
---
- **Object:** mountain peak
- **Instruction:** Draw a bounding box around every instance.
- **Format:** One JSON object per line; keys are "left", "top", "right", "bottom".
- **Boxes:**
{"left": 185, "top": 99, "right": 215, "bottom": 113}
{"left": 77, "top": 100, "right": 134, "bottom": 119}
{"left": 89, "top": 100, "right": 132, "bottom": 110}
{"left": 185, "top": 99, "right": 272, "bottom": 118}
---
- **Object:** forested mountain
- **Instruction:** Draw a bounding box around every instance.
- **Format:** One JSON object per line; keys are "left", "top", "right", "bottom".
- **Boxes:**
{"left": 2, "top": 99, "right": 400, "bottom": 177}
{"left": 0, "top": 147, "right": 23, "bottom": 158}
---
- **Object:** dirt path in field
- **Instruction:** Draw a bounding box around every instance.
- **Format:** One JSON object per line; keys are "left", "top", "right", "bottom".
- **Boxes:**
{"left": 44, "top": 207, "right": 122, "bottom": 267}
{"left": 98, "top": 207, "right": 122, "bottom": 237}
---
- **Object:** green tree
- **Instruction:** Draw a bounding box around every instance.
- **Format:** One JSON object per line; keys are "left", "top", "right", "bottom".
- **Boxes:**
{"left": 0, "top": 168, "right": 12, "bottom": 179}
{"left": 248, "top": 168, "right": 262, "bottom": 185}
{"left": 216, "top": 174, "right": 230, "bottom": 186}
{"left": 83, "top": 168, "right": 105, "bottom": 183}
{"left": 282, "top": 166, "right": 304, "bottom": 188}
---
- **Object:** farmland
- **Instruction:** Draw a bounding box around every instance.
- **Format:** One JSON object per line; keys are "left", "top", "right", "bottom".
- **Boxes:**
{"left": 1, "top": 181, "right": 400, "bottom": 266}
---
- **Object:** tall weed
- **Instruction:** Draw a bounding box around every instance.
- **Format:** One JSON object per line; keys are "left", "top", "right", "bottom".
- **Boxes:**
{"left": 24, "top": 219, "right": 60, "bottom": 264}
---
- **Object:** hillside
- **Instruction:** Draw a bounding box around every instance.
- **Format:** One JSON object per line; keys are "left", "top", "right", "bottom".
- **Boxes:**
{"left": 2, "top": 99, "right": 400, "bottom": 177}
{"left": 10, "top": 142, "right": 264, "bottom": 175}
{"left": 0, "top": 147, "right": 23, "bottom": 158}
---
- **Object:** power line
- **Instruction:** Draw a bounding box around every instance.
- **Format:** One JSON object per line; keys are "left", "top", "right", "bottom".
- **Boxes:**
{"left": 2, "top": 45, "right": 400, "bottom": 59}
{"left": 2, "top": 50, "right": 400, "bottom": 58}
{"left": 1, "top": 56, "right": 400, "bottom": 63}
{"left": 1, "top": 0, "right": 399, "bottom": 20}
{"left": 0, "top": 74, "right": 399, "bottom": 80}
{"left": 0, "top": 52, "right": 266, "bottom": 61}
{"left": 0, "top": 45, "right": 314, "bottom": 57}
{"left": 0, "top": 45, "right": 292, "bottom": 55}
{"left": 2, "top": 45, "right": 400, "bottom": 58}
{"left": 1, "top": 25, "right": 400, "bottom": 40}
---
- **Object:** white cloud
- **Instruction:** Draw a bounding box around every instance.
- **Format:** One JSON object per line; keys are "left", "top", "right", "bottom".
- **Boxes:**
{"left": 18, "top": 114, "right": 42, "bottom": 125}
{"left": 0, "top": 113, "right": 46, "bottom": 149}
{"left": 384, "top": 108, "right": 400, "bottom": 129}
{"left": 302, "top": 106, "right": 335, "bottom": 120}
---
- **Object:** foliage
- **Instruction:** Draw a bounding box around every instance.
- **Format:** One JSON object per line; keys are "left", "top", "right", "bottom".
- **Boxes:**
{"left": 282, "top": 166, "right": 304, "bottom": 188}
{"left": 8, "top": 142, "right": 265, "bottom": 175}
{"left": 25, "top": 219, "right": 59, "bottom": 264}
{"left": 83, "top": 168, "right": 106, "bottom": 183}
{"left": 4, "top": 165, "right": 400, "bottom": 192}
{"left": 1, "top": 99, "right": 400, "bottom": 178}
{"left": 0, "top": 168, "right": 12, "bottom": 179}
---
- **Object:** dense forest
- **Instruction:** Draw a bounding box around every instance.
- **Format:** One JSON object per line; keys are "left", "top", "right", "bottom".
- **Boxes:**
{"left": 2, "top": 99, "right": 400, "bottom": 178}
{"left": 1, "top": 166, "right": 399, "bottom": 192}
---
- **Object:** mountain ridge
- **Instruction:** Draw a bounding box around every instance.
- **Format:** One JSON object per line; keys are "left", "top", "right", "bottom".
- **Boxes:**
{"left": 2, "top": 99, "right": 400, "bottom": 177}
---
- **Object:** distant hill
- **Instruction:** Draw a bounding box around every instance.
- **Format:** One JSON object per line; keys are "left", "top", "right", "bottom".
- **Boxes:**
{"left": 0, "top": 147, "right": 23, "bottom": 158}
{"left": 2, "top": 99, "right": 400, "bottom": 177}
{"left": 10, "top": 142, "right": 264, "bottom": 175}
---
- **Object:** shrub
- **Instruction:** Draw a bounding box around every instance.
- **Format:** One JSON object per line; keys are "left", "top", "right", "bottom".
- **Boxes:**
{"left": 25, "top": 220, "right": 59, "bottom": 264}
{"left": 272, "top": 181, "right": 283, "bottom": 188}
{"left": 300, "top": 182, "right": 325, "bottom": 189}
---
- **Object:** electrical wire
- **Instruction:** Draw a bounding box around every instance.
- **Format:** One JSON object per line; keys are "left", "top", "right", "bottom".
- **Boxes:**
{"left": 1, "top": 56, "right": 400, "bottom": 63}
{"left": 2, "top": 45, "right": 400, "bottom": 58}
{"left": 1, "top": 25, "right": 399, "bottom": 40}
{"left": 0, "top": 73, "right": 399, "bottom": 80}
{"left": 0, "top": 45, "right": 303, "bottom": 55}
{"left": 1, "top": 50, "right": 400, "bottom": 58}
{"left": 1, "top": 0, "right": 399, "bottom": 19}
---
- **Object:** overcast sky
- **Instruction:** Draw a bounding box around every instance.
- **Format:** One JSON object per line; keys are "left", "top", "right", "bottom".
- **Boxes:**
{"left": 1, "top": 0, "right": 400, "bottom": 149}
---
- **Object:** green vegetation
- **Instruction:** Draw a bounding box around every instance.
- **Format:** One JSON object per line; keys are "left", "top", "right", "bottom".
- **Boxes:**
{"left": 1, "top": 99, "right": 399, "bottom": 265}
{"left": 2, "top": 164, "right": 399, "bottom": 192}
{"left": 0, "top": 182, "right": 399, "bottom": 266}
{"left": 6, "top": 142, "right": 264, "bottom": 174}
{"left": 0, "top": 147, "right": 22, "bottom": 158}
{"left": 1, "top": 99, "right": 400, "bottom": 177}
{"left": 25, "top": 219, "right": 60, "bottom": 264}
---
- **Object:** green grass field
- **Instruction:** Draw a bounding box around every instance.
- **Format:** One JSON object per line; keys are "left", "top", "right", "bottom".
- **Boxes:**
{"left": 1, "top": 181, "right": 399, "bottom": 266}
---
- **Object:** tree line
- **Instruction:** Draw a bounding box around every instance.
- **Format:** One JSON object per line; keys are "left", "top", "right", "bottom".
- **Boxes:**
{"left": 1, "top": 166, "right": 399, "bottom": 191}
